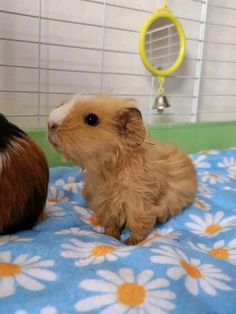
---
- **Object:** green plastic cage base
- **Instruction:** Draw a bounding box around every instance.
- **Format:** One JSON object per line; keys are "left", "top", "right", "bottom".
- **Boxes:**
{"left": 28, "top": 121, "right": 236, "bottom": 167}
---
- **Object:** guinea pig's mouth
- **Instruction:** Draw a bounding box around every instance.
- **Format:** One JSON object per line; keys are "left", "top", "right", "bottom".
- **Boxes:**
{"left": 48, "top": 133, "right": 60, "bottom": 150}
{"left": 51, "top": 141, "right": 59, "bottom": 149}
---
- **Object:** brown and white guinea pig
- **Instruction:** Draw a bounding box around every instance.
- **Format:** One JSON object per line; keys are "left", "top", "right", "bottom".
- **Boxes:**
{"left": 0, "top": 114, "right": 49, "bottom": 235}
{"left": 48, "top": 95, "right": 197, "bottom": 245}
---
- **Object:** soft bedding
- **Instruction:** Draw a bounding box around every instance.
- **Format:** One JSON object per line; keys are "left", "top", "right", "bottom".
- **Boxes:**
{"left": 1, "top": 148, "right": 236, "bottom": 314}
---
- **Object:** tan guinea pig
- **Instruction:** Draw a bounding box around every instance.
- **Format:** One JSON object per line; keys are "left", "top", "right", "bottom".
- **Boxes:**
{"left": 48, "top": 95, "right": 197, "bottom": 245}
{"left": 0, "top": 114, "right": 49, "bottom": 234}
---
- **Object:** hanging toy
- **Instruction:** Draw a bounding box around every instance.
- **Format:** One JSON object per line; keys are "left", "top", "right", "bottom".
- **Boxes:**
{"left": 139, "top": 0, "right": 186, "bottom": 113}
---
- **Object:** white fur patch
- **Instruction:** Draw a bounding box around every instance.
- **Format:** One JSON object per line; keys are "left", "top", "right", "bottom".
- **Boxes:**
{"left": 48, "top": 94, "right": 93, "bottom": 127}
{"left": 0, "top": 151, "right": 10, "bottom": 175}
{"left": 0, "top": 139, "right": 26, "bottom": 175}
{"left": 48, "top": 96, "right": 76, "bottom": 127}
{"left": 12, "top": 138, "right": 26, "bottom": 153}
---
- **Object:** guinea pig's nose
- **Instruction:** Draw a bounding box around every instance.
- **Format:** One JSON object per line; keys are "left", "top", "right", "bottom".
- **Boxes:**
{"left": 48, "top": 121, "right": 58, "bottom": 130}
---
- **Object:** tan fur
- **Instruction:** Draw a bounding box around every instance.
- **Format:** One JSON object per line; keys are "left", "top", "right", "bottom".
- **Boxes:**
{"left": 49, "top": 96, "right": 197, "bottom": 245}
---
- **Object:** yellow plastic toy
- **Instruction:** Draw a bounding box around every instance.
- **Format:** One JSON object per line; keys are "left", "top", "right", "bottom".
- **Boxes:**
{"left": 139, "top": 0, "right": 186, "bottom": 113}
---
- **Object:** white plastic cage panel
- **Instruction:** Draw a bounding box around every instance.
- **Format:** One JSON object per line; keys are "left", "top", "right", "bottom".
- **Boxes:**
{"left": 0, "top": 0, "right": 236, "bottom": 129}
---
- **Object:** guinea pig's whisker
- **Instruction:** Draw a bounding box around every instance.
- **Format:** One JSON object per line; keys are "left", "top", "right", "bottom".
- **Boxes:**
{"left": 58, "top": 125, "right": 79, "bottom": 132}
{"left": 144, "top": 141, "right": 155, "bottom": 146}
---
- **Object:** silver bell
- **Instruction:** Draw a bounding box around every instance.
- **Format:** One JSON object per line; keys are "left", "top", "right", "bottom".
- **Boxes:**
{"left": 153, "top": 95, "right": 170, "bottom": 114}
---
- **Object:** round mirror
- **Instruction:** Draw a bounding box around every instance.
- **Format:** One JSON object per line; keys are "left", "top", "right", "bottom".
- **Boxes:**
{"left": 139, "top": 9, "right": 186, "bottom": 77}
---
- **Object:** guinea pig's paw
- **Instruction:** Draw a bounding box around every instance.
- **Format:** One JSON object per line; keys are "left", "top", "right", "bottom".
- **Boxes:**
{"left": 124, "top": 235, "right": 145, "bottom": 246}
{"left": 104, "top": 226, "right": 121, "bottom": 241}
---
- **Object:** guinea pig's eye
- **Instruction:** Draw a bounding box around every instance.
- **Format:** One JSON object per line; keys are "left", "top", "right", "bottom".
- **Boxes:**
{"left": 84, "top": 113, "right": 100, "bottom": 127}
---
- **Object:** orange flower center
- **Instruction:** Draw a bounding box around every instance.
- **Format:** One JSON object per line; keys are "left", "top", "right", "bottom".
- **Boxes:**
{"left": 139, "top": 232, "right": 161, "bottom": 246}
{"left": 180, "top": 260, "right": 201, "bottom": 278}
{"left": 117, "top": 283, "right": 146, "bottom": 307}
{"left": 92, "top": 245, "right": 115, "bottom": 257}
{"left": 205, "top": 224, "right": 221, "bottom": 235}
{"left": 201, "top": 150, "right": 209, "bottom": 155}
{"left": 89, "top": 215, "right": 101, "bottom": 226}
{"left": 195, "top": 199, "right": 207, "bottom": 209}
{"left": 0, "top": 263, "right": 20, "bottom": 277}
{"left": 209, "top": 248, "right": 229, "bottom": 259}
{"left": 152, "top": 232, "right": 161, "bottom": 239}
{"left": 209, "top": 174, "right": 219, "bottom": 179}
{"left": 48, "top": 197, "right": 59, "bottom": 203}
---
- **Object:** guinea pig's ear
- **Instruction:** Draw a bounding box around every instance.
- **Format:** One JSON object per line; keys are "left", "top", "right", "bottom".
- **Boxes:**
{"left": 116, "top": 107, "right": 146, "bottom": 147}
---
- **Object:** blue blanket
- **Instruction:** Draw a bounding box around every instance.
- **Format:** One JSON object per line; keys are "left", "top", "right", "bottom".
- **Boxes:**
{"left": 1, "top": 148, "right": 236, "bottom": 314}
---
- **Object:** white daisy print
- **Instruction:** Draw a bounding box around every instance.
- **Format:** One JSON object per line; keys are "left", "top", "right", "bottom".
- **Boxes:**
{"left": 193, "top": 155, "right": 211, "bottom": 169}
{"left": 224, "top": 186, "right": 236, "bottom": 192}
{"left": 40, "top": 187, "right": 67, "bottom": 221}
{"left": 140, "top": 228, "right": 181, "bottom": 247}
{"left": 201, "top": 172, "right": 229, "bottom": 184}
{"left": 151, "top": 245, "right": 232, "bottom": 296}
{"left": 61, "top": 239, "right": 131, "bottom": 266}
{"left": 0, "top": 235, "right": 33, "bottom": 246}
{"left": 74, "top": 206, "right": 104, "bottom": 233}
{"left": 15, "top": 306, "right": 58, "bottom": 314}
{"left": 197, "top": 182, "right": 215, "bottom": 198}
{"left": 200, "top": 149, "right": 220, "bottom": 155}
{"left": 43, "top": 202, "right": 66, "bottom": 220}
{"left": 55, "top": 227, "right": 99, "bottom": 238}
{"left": 227, "top": 170, "right": 236, "bottom": 180}
{"left": 40, "top": 307, "right": 58, "bottom": 314}
{"left": 186, "top": 211, "right": 236, "bottom": 238}
{"left": 218, "top": 157, "right": 236, "bottom": 172}
{"left": 194, "top": 197, "right": 211, "bottom": 211}
{"left": 0, "top": 251, "right": 57, "bottom": 298}
{"left": 189, "top": 239, "right": 236, "bottom": 265}
{"left": 55, "top": 176, "right": 82, "bottom": 194}
{"left": 47, "top": 186, "right": 69, "bottom": 203}
{"left": 75, "top": 268, "right": 176, "bottom": 313}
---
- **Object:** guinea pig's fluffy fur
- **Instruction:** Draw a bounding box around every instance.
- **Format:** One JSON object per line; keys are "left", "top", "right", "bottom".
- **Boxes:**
{"left": 0, "top": 114, "right": 49, "bottom": 234}
{"left": 48, "top": 95, "right": 197, "bottom": 245}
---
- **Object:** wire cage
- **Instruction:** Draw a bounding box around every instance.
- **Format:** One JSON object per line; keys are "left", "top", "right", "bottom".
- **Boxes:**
{"left": 0, "top": 0, "right": 236, "bottom": 129}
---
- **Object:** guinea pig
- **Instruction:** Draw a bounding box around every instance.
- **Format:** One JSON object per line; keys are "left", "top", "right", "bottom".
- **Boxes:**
{"left": 0, "top": 114, "right": 49, "bottom": 234}
{"left": 48, "top": 95, "right": 197, "bottom": 245}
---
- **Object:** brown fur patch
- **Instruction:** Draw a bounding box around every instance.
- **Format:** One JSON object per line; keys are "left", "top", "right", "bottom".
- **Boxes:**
{"left": 0, "top": 136, "right": 49, "bottom": 234}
